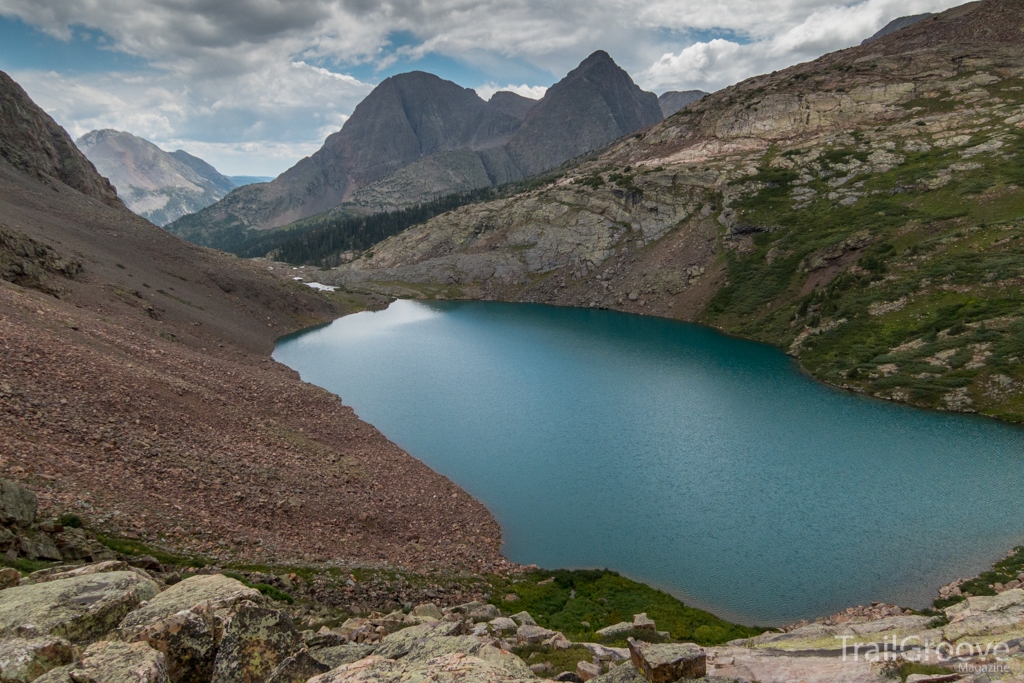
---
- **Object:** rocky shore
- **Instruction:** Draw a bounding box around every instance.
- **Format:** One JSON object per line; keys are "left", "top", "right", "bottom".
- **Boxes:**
{"left": 1, "top": 477, "right": 1023, "bottom": 683}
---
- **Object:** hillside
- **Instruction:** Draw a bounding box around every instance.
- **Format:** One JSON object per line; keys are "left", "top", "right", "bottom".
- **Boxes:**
{"left": 658, "top": 90, "right": 707, "bottom": 117}
{"left": 0, "top": 69, "right": 507, "bottom": 572}
{"left": 168, "top": 51, "right": 662, "bottom": 247}
{"left": 76, "top": 130, "right": 234, "bottom": 225}
{"left": 328, "top": 0, "right": 1024, "bottom": 423}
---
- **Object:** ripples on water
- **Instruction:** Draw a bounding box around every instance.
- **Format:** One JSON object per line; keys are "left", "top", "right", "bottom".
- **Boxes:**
{"left": 274, "top": 299, "right": 1024, "bottom": 625}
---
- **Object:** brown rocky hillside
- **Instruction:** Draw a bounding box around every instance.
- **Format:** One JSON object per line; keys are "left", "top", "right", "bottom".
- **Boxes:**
{"left": 0, "top": 69, "right": 507, "bottom": 573}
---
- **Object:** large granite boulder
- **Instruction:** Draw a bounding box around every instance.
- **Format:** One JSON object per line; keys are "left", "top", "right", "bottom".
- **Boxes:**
{"left": 589, "top": 663, "right": 646, "bottom": 683}
{"left": 210, "top": 601, "right": 302, "bottom": 683}
{"left": 126, "top": 604, "right": 221, "bottom": 683}
{"left": 26, "top": 560, "right": 129, "bottom": 584}
{"left": 516, "top": 624, "right": 555, "bottom": 644}
{"left": 0, "top": 568, "right": 20, "bottom": 590}
{"left": 0, "top": 636, "right": 74, "bottom": 682}
{"left": 39, "top": 640, "right": 168, "bottom": 683}
{"left": 264, "top": 648, "right": 329, "bottom": 683}
{"left": 0, "top": 570, "right": 159, "bottom": 642}
{"left": 119, "top": 574, "right": 262, "bottom": 631}
{"left": 626, "top": 639, "right": 705, "bottom": 683}
{"left": 372, "top": 620, "right": 463, "bottom": 659}
{"left": 309, "top": 644, "right": 377, "bottom": 669}
{"left": 308, "top": 635, "right": 536, "bottom": 683}
{"left": 0, "top": 480, "right": 35, "bottom": 527}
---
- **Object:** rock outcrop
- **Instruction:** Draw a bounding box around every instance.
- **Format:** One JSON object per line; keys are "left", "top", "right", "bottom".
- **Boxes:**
{"left": 76, "top": 130, "right": 234, "bottom": 226}
{"left": 0, "top": 71, "right": 121, "bottom": 209}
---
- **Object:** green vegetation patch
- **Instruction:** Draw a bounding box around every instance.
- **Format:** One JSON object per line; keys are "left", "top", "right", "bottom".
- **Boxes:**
{"left": 703, "top": 126, "right": 1024, "bottom": 421}
{"left": 490, "top": 569, "right": 764, "bottom": 645}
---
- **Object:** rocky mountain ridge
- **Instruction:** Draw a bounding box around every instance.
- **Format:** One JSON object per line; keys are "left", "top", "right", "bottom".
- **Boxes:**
{"left": 0, "top": 73, "right": 120, "bottom": 209}
{"left": 76, "top": 130, "right": 235, "bottom": 226}
{"left": 325, "top": 0, "right": 1024, "bottom": 424}
{"left": 168, "top": 51, "right": 662, "bottom": 246}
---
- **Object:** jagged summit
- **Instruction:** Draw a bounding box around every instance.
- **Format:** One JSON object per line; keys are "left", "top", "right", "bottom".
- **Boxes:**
{"left": 169, "top": 52, "right": 661, "bottom": 244}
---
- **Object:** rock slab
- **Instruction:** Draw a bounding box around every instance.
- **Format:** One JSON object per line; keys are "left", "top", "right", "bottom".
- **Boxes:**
{"left": 627, "top": 639, "right": 706, "bottom": 683}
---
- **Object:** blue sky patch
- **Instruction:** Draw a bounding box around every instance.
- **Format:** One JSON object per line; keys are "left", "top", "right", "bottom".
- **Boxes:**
{"left": 0, "top": 15, "right": 150, "bottom": 74}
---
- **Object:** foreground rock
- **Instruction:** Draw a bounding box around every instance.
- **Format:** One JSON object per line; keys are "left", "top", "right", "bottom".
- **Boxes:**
{"left": 0, "top": 571, "right": 159, "bottom": 642}
{"left": 0, "top": 636, "right": 74, "bottom": 682}
{"left": 40, "top": 640, "right": 168, "bottom": 683}
{"left": 627, "top": 639, "right": 706, "bottom": 683}
{"left": 210, "top": 602, "right": 302, "bottom": 683}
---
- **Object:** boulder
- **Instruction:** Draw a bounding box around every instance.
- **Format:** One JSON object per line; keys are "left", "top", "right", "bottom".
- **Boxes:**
{"left": 452, "top": 601, "right": 485, "bottom": 614}
{"left": 905, "top": 675, "right": 960, "bottom": 683}
{"left": 0, "top": 481, "right": 36, "bottom": 527}
{"left": 30, "top": 664, "right": 75, "bottom": 683}
{"left": 510, "top": 612, "right": 536, "bottom": 626}
{"left": 17, "top": 530, "right": 60, "bottom": 562}
{"left": 308, "top": 636, "right": 536, "bottom": 683}
{"left": 120, "top": 574, "right": 262, "bottom": 630}
{"left": 308, "top": 644, "right": 377, "bottom": 669}
{"left": 579, "top": 643, "right": 630, "bottom": 662}
{"left": 264, "top": 648, "right": 329, "bottom": 683}
{"left": 126, "top": 603, "right": 221, "bottom": 683}
{"left": 0, "top": 571, "right": 159, "bottom": 642}
{"left": 631, "top": 614, "right": 655, "bottom": 631}
{"left": 589, "top": 663, "right": 646, "bottom": 683}
{"left": 516, "top": 624, "right": 555, "bottom": 644}
{"left": 210, "top": 602, "right": 302, "bottom": 683}
{"left": 545, "top": 633, "right": 573, "bottom": 650}
{"left": 626, "top": 639, "right": 705, "bottom": 683}
{"left": 0, "top": 567, "right": 20, "bottom": 589}
{"left": 0, "top": 636, "right": 74, "bottom": 682}
{"left": 46, "top": 641, "right": 169, "bottom": 683}
{"left": 555, "top": 673, "right": 583, "bottom": 683}
{"left": 577, "top": 661, "right": 602, "bottom": 681}
{"left": 595, "top": 623, "right": 633, "bottom": 638}
{"left": 372, "top": 620, "right": 463, "bottom": 659}
{"left": 27, "top": 560, "right": 129, "bottom": 584}
{"left": 303, "top": 631, "right": 347, "bottom": 649}
{"left": 489, "top": 617, "right": 517, "bottom": 633}
{"left": 468, "top": 604, "right": 501, "bottom": 622}
{"left": 411, "top": 603, "right": 443, "bottom": 620}
{"left": 333, "top": 618, "right": 374, "bottom": 643}
{"left": 51, "top": 528, "right": 116, "bottom": 564}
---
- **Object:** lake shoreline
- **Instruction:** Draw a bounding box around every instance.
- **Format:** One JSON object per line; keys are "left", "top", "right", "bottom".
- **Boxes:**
{"left": 273, "top": 295, "right": 1024, "bottom": 628}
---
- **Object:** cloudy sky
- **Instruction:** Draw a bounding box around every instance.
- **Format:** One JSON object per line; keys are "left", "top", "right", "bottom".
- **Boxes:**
{"left": 0, "top": 0, "right": 962, "bottom": 177}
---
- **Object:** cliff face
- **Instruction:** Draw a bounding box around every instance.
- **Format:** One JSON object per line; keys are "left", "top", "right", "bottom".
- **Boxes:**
{"left": 0, "top": 71, "right": 121, "bottom": 208}
{"left": 170, "top": 52, "right": 661, "bottom": 245}
{"left": 330, "top": 0, "right": 1024, "bottom": 423}
{"left": 76, "top": 129, "right": 233, "bottom": 225}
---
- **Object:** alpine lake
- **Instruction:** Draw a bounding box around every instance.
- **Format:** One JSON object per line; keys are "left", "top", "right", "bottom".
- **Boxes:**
{"left": 274, "top": 299, "right": 1024, "bottom": 626}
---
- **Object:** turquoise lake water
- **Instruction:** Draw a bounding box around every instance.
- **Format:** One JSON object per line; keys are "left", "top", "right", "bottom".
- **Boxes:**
{"left": 273, "top": 299, "right": 1024, "bottom": 626}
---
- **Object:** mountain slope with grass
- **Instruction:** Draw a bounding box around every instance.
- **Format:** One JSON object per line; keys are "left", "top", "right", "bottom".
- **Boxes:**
{"left": 328, "top": 0, "right": 1024, "bottom": 423}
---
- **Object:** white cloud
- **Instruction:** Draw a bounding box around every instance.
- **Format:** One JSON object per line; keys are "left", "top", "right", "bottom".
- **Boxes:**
{"left": 0, "top": 0, "right": 968, "bottom": 177}
{"left": 474, "top": 83, "right": 547, "bottom": 101}
{"left": 640, "top": 0, "right": 962, "bottom": 93}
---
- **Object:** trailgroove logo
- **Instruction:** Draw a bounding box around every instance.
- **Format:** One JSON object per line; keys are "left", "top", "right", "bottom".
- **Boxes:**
{"left": 836, "top": 635, "right": 1013, "bottom": 663}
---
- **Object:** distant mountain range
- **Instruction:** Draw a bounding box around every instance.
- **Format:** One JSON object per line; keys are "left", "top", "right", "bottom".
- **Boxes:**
{"left": 168, "top": 50, "right": 665, "bottom": 246}
{"left": 75, "top": 130, "right": 263, "bottom": 226}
